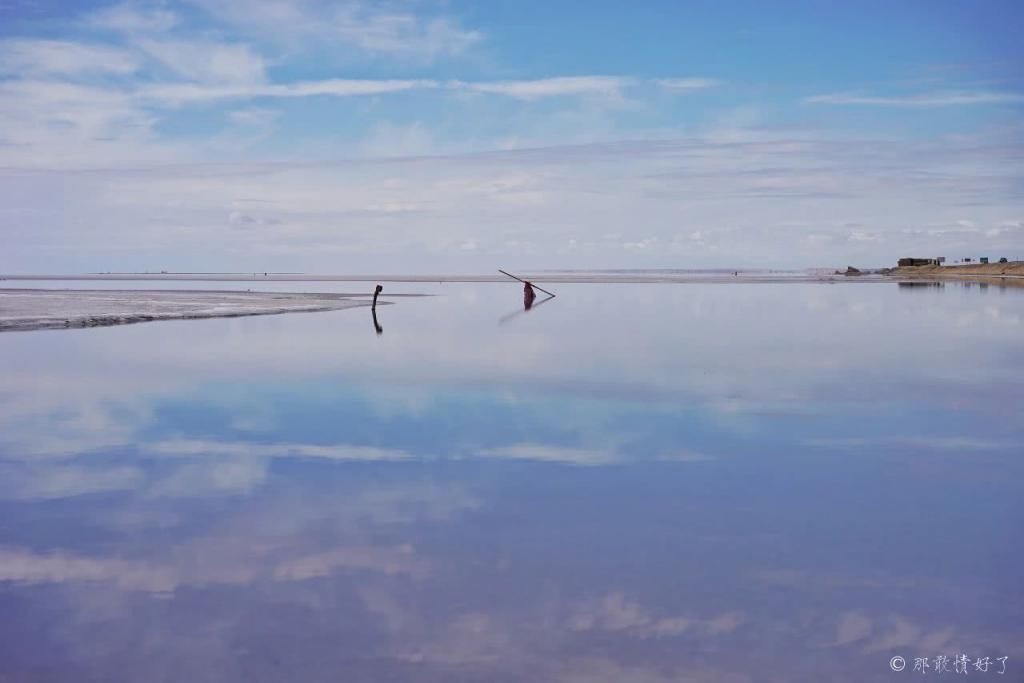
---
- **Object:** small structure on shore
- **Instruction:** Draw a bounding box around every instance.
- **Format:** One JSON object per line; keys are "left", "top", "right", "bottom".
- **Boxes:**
{"left": 897, "top": 257, "right": 940, "bottom": 267}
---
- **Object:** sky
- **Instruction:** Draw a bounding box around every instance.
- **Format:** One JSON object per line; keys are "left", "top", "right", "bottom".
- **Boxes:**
{"left": 1, "top": 0, "right": 1022, "bottom": 273}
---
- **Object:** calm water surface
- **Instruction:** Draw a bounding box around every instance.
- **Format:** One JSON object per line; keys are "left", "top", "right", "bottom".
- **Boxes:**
{"left": 1, "top": 281, "right": 1021, "bottom": 682}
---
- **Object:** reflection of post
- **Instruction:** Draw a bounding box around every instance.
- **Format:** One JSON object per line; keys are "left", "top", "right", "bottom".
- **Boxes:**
{"left": 524, "top": 281, "right": 536, "bottom": 310}
{"left": 499, "top": 293, "right": 555, "bottom": 324}
{"left": 371, "top": 284, "right": 383, "bottom": 335}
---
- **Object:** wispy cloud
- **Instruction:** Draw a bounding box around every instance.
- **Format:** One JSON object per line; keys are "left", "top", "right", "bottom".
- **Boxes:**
{"left": 227, "top": 107, "right": 279, "bottom": 127}
{"left": 273, "top": 544, "right": 429, "bottom": 580}
{"left": 1, "top": 1, "right": 1021, "bottom": 271}
{"left": 452, "top": 76, "right": 632, "bottom": 100}
{"left": 144, "top": 438, "right": 415, "bottom": 462}
{"left": 0, "top": 39, "right": 140, "bottom": 76}
{"left": 655, "top": 77, "right": 720, "bottom": 92}
{"left": 135, "top": 39, "right": 266, "bottom": 84}
{"left": 0, "top": 463, "right": 143, "bottom": 500}
{"left": 0, "top": 541, "right": 428, "bottom": 592}
{"left": 0, "top": 546, "right": 177, "bottom": 592}
{"left": 805, "top": 90, "right": 1024, "bottom": 107}
{"left": 136, "top": 78, "right": 439, "bottom": 104}
{"left": 184, "top": 0, "right": 482, "bottom": 61}
{"left": 86, "top": 2, "right": 179, "bottom": 33}
{"left": 568, "top": 592, "right": 745, "bottom": 639}
{"left": 478, "top": 443, "right": 617, "bottom": 466}
{"left": 121, "top": 75, "right": 713, "bottom": 105}
{"left": 804, "top": 436, "right": 1018, "bottom": 451}
{"left": 834, "top": 610, "right": 872, "bottom": 646}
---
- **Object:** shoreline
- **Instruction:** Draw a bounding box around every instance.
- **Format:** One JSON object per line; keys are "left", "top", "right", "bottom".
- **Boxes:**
{"left": 882, "top": 262, "right": 1024, "bottom": 284}
{"left": 2, "top": 265, "right": 1022, "bottom": 288}
{"left": 0, "top": 271, "right": 889, "bottom": 285}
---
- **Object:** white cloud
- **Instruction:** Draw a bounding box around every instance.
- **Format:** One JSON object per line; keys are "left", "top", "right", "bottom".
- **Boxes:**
{"left": 0, "top": 541, "right": 429, "bottom": 593}
{"left": 0, "top": 79, "right": 169, "bottom": 166}
{"left": 143, "top": 438, "right": 415, "bottom": 462}
{"left": 0, "top": 39, "right": 140, "bottom": 76}
{"left": 136, "top": 39, "right": 266, "bottom": 84}
{"left": 136, "top": 77, "right": 437, "bottom": 103}
{"left": 357, "top": 120, "right": 436, "bottom": 158}
{"left": 478, "top": 443, "right": 616, "bottom": 466}
{"left": 805, "top": 436, "right": 1018, "bottom": 451}
{"left": 147, "top": 459, "right": 267, "bottom": 498}
{"left": 227, "top": 107, "right": 279, "bottom": 127}
{"left": 834, "top": 610, "right": 872, "bottom": 645}
{"left": 568, "top": 592, "right": 745, "bottom": 639}
{"left": 2, "top": 84, "right": 1021, "bottom": 270}
{"left": 339, "top": 12, "right": 482, "bottom": 59}
{"left": 655, "top": 77, "right": 720, "bottom": 92}
{"left": 863, "top": 615, "right": 922, "bottom": 653}
{"left": 452, "top": 76, "right": 631, "bottom": 100}
{"left": 0, "top": 546, "right": 177, "bottom": 592}
{"left": 0, "top": 464, "right": 143, "bottom": 500}
{"left": 185, "top": 0, "right": 482, "bottom": 61}
{"left": 805, "top": 90, "right": 1024, "bottom": 107}
{"left": 272, "top": 544, "right": 429, "bottom": 580}
{"left": 87, "top": 2, "right": 179, "bottom": 32}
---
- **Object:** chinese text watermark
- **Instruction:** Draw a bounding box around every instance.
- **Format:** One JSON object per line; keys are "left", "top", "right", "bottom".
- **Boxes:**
{"left": 890, "top": 655, "right": 1008, "bottom": 675}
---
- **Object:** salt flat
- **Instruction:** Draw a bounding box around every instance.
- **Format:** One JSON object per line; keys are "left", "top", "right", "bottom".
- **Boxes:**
{"left": 0, "top": 288, "right": 379, "bottom": 332}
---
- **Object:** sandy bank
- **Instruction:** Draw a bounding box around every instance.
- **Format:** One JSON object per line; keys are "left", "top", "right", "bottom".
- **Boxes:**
{"left": 887, "top": 261, "right": 1024, "bottom": 281}
{"left": 0, "top": 289, "right": 384, "bottom": 332}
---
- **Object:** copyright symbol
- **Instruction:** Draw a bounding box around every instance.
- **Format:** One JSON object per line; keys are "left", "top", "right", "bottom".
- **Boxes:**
{"left": 890, "top": 656, "right": 906, "bottom": 671}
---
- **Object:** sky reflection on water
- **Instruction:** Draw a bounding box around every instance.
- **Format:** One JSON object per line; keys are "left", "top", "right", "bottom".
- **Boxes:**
{"left": 0, "top": 281, "right": 1022, "bottom": 682}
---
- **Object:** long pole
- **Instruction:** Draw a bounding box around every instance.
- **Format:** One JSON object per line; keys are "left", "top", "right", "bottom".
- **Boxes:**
{"left": 498, "top": 270, "right": 556, "bottom": 298}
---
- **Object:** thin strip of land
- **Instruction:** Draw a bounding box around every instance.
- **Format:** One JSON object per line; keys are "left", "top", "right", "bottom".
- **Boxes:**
{"left": 886, "top": 262, "right": 1024, "bottom": 281}
{"left": 1, "top": 271, "right": 862, "bottom": 285}
{"left": 0, "top": 289, "right": 388, "bottom": 332}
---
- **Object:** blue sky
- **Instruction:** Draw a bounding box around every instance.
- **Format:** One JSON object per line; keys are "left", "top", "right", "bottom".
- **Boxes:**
{"left": 1, "top": 0, "right": 1022, "bottom": 272}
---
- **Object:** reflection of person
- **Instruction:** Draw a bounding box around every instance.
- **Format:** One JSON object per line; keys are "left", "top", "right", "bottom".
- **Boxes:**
{"left": 523, "top": 281, "right": 536, "bottom": 310}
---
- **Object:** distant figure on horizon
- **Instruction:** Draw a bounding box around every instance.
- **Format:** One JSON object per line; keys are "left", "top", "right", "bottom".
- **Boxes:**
{"left": 523, "top": 281, "right": 536, "bottom": 310}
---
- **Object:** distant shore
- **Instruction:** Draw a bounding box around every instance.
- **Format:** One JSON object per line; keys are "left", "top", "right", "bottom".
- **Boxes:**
{"left": 0, "top": 271, "right": 879, "bottom": 285}
{"left": 2, "top": 265, "right": 1022, "bottom": 286}
{"left": 884, "top": 262, "right": 1024, "bottom": 281}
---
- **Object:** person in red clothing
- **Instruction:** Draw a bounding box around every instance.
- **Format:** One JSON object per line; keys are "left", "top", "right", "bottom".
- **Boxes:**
{"left": 523, "top": 281, "right": 536, "bottom": 310}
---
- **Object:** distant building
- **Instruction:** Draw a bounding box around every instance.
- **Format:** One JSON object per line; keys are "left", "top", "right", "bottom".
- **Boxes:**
{"left": 980, "top": 257, "right": 989, "bottom": 264}
{"left": 897, "top": 257, "right": 937, "bottom": 267}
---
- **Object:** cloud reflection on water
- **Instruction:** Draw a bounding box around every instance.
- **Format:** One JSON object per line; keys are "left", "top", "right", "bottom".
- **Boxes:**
{"left": 0, "top": 282, "right": 1022, "bottom": 681}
